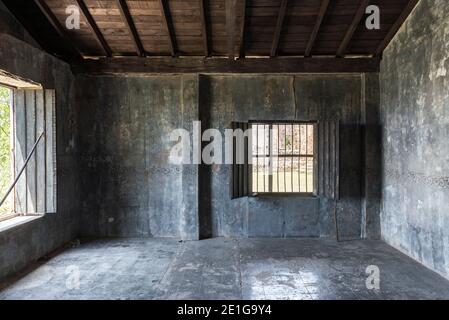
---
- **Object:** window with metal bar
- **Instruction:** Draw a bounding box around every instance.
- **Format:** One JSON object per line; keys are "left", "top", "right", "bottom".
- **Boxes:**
{"left": 251, "top": 122, "right": 316, "bottom": 194}
{"left": 0, "top": 86, "right": 57, "bottom": 221}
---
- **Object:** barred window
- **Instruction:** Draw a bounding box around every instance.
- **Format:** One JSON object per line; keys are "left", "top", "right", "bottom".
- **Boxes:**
{"left": 0, "top": 77, "right": 57, "bottom": 222}
{"left": 251, "top": 122, "right": 316, "bottom": 194}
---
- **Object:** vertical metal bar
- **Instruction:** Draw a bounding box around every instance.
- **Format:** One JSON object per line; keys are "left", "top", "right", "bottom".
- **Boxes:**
{"left": 298, "top": 124, "right": 301, "bottom": 192}
{"left": 292, "top": 124, "right": 295, "bottom": 192}
{"left": 290, "top": 124, "right": 293, "bottom": 192}
{"left": 305, "top": 125, "right": 308, "bottom": 192}
{"left": 268, "top": 124, "right": 273, "bottom": 192}
{"left": 256, "top": 124, "right": 259, "bottom": 193}
{"left": 243, "top": 123, "right": 248, "bottom": 196}
{"left": 262, "top": 124, "right": 266, "bottom": 192}
{"left": 232, "top": 122, "right": 238, "bottom": 198}
{"left": 283, "top": 124, "right": 286, "bottom": 193}
{"left": 238, "top": 123, "right": 244, "bottom": 197}
{"left": 318, "top": 122, "right": 323, "bottom": 195}
{"left": 277, "top": 125, "right": 279, "bottom": 192}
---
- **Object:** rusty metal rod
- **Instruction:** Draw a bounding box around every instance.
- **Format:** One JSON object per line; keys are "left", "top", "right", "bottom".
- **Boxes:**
{"left": 0, "top": 132, "right": 45, "bottom": 209}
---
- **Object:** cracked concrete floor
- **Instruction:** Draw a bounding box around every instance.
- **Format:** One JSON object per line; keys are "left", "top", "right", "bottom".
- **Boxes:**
{"left": 1, "top": 238, "right": 449, "bottom": 300}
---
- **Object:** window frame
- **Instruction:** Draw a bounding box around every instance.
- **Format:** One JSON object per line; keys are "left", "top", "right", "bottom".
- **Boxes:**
{"left": 249, "top": 120, "right": 318, "bottom": 197}
{"left": 0, "top": 71, "right": 57, "bottom": 227}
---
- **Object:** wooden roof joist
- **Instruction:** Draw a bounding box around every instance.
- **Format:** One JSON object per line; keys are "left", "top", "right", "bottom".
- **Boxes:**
{"left": 2, "top": 0, "right": 420, "bottom": 63}
{"left": 72, "top": 57, "right": 380, "bottom": 75}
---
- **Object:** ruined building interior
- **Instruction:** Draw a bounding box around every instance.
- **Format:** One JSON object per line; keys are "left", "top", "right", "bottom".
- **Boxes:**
{"left": 0, "top": 0, "right": 448, "bottom": 300}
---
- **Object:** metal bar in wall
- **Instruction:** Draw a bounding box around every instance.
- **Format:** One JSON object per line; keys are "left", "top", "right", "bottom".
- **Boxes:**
{"left": 266, "top": 125, "right": 269, "bottom": 192}
{"left": 238, "top": 124, "right": 244, "bottom": 197}
{"left": 283, "top": 124, "right": 286, "bottom": 192}
{"left": 243, "top": 123, "right": 248, "bottom": 196}
{"left": 291, "top": 124, "right": 293, "bottom": 192}
{"left": 292, "top": 124, "right": 295, "bottom": 192}
{"left": 268, "top": 124, "right": 273, "bottom": 192}
{"left": 262, "top": 125, "right": 266, "bottom": 192}
{"left": 266, "top": 124, "right": 269, "bottom": 192}
{"left": 291, "top": 124, "right": 299, "bottom": 192}
{"left": 298, "top": 124, "right": 301, "bottom": 192}
{"left": 305, "top": 125, "right": 308, "bottom": 192}
{"left": 0, "top": 132, "right": 44, "bottom": 209}
{"left": 256, "top": 124, "right": 258, "bottom": 193}
{"left": 265, "top": 125, "right": 268, "bottom": 192}
{"left": 232, "top": 122, "right": 238, "bottom": 197}
{"left": 276, "top": 125, "right": 281, "bottom": 192}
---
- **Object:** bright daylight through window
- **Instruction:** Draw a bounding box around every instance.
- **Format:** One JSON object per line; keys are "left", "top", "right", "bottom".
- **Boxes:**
{"left": 251, "top": 122, "right": 315, "bottom": 194}
{"left": 0, "top": 86, "right": 12, "bottom": 218}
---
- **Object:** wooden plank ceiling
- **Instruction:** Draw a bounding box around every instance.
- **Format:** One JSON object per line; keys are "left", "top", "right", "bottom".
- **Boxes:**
{"left": 2, "top": 0, "right": 419, "bottom": 72}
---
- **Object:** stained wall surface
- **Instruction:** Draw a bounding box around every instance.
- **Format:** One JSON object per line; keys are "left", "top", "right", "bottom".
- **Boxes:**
{"left": 77, "top": 74, "right": 380, "bottom": 240}
{"left": 380, "top": 0, "right": 449, "bottom": 279}
{"left": 0, "top": 4, "right": 80, "bottom": 280}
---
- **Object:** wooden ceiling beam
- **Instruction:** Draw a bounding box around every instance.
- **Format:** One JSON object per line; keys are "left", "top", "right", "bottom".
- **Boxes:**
{"left": 305, "top": 0, "right": 330, "bottom": 57}
{"left": 270, "top": 0, "right": 289, "bottom": 58}
{"left": 158, "top": 0, "right": 177, "bottom": 57}
{"left": 226, "top": 0, "right": 237, "bottom": 59}
{"left": 336, "top": 0, "right": 370, "bottom": 57}
{"left": 73, "top": 57, "right": 380, "bottom": 75}
{"left": 237, "top": 0, "right": 247, "bottom": 59}
{"left": 199, "top": 0, "right": 209, "bottom": 57}
{"left": 33, "top": 0, "right": 83, "bottom": 60}
{"left": 75, "top": 0, "right": 112, "bottom": 57}
{"left": 115, "top": 0, "right": 145, "bottom": 57}
{"left": 374, "top": 0, "right": 419, "bottom": 56}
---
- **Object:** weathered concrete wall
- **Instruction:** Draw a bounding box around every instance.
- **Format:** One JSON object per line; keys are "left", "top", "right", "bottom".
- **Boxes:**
{"left": 200, "top": 75, "right": 369, "bottom": 238}
{"left": 0, "top": 6, "right": 80, "bottom": 280}
{"left": 77, "top": 75, "right": 199, "bottom": 239}
{"left": 77, "top": 73, "right": 380, "bottom": 240}
{"left": 380, "top": 0, "right": 449, "bottom": 279}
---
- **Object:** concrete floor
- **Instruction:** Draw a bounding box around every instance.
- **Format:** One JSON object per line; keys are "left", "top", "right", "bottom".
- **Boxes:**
{"left": 1, "top": 238, "right": 449, "bottom": 300}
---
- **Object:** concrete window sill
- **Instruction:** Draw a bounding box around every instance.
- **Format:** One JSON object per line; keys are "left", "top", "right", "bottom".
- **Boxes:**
{"left": 0, "top": 215, "right": 44, "bottom": 233}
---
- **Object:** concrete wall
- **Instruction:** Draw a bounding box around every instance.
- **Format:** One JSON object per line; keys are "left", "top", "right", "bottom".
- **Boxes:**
{"left": 0, "top": 5, "right": 80, "bottom": 280}
{"left": 77, "top": 73, "right": 381, "bottom": 240}
{"left": 380, "top": 0, "right": 449, "bottom": 279}
{"left": 77, "top": 75, "right": 199, "bottom": 239}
